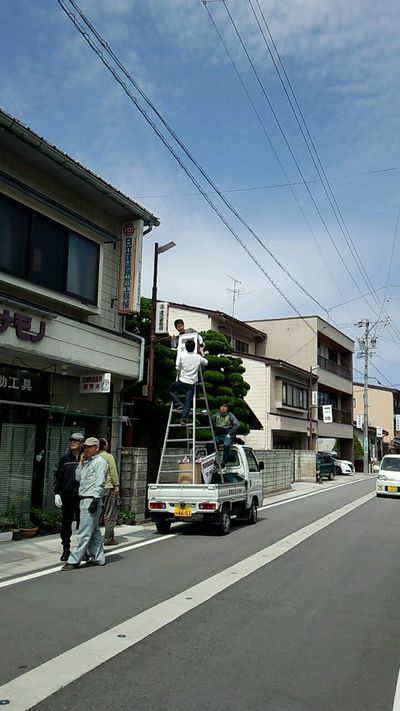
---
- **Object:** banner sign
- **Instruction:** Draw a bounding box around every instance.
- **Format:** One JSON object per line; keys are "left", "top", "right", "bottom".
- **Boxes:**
{"left": 79, "top": 372, "right": 111, "bottom": 394}
{"left": 396, "top": 414, "right": 400, "bottom": 432}
{"left": 356, "top": 414, "right": 364, "bottom": 429}
{"left": 155, "top": 302, "right": 169, "bottom": 334}
{"left": 311, "top": 391, "right": 318, "bottom": 407}
{"left": 117, "top": 219, "right": 143, "bottom": 314}
{"left": 322, "top": 405, "right": 333, "bottom": 423}
{"left": 376, "top": 426, "right": 383, "bottom": 438}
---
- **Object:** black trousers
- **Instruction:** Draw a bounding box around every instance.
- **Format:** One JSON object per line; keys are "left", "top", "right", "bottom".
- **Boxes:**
{"left": 60, "top": 496, "right": 80, "bottom": 549}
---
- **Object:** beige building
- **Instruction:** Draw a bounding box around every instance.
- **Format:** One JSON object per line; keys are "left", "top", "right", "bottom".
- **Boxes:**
{"left": 166, "top": 306, "right": 354, "bottom": 457}
{"left": 247, "top": 316, "right": 354, "bottom": 459}
{"left": 353, "top": 383, "right": 399, "bottom": 446}
{"left": 0, "top": 107, "right": 159, "bottom": 514}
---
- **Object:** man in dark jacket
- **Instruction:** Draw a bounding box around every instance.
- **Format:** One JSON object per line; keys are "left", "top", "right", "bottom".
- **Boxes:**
{"left": 54, "top": 432, "right": 84, "bottom": 561}
{"left": 212, "top": 403, "right": 240, "bottom": 468}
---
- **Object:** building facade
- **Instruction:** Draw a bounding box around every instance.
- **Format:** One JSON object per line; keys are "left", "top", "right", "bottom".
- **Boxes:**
{"left": 0, "top": 108, "right": 159, "bottom": 515}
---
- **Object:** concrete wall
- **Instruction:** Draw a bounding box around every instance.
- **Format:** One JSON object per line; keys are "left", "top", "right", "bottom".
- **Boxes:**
{"left": 254, "top": 450, "right": 294, "bottom": 496}
{"left": 294, "top": 450, "right": 317, "bottom": 482}
{"left": 120, "top": 447, "right": 148, "bottom": 522}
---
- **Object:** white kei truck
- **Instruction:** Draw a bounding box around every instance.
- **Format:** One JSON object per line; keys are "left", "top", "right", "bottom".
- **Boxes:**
{"left": 148, "top": 444, "right": 264, "bottom": 536}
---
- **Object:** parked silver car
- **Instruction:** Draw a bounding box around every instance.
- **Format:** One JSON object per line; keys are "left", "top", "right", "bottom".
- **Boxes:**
{"left": 333, "top": 458, "right": 354, "bottom": 475}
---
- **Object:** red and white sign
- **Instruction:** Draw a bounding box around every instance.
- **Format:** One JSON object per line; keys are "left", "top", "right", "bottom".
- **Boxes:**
{"left": 79, "top": 372, "right": 111, "bottom": 394}
{"left": 117, "top": 219, "right": 143, "bottom": 314}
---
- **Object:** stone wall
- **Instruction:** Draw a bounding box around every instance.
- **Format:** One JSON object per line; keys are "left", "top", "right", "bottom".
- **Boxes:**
{"left": 254, "top": 450, "right": 294, "bottom": 496}
{"left": 295, "top": 450, "right": 317, "bottom": 482}
{"left": 120, "top": 447, "right": 148, "bottom": 522}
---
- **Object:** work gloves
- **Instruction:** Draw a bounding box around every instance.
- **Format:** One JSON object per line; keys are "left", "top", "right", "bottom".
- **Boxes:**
{"left": 54, "top": 494, "right": 62, "bottom": 508}
{"left": 88, "top": 498, "right": 99, "bottom": 514}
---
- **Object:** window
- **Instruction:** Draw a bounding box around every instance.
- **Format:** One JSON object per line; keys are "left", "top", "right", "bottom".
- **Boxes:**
{"left": 282, "top": 382, "right": 308, "bottom": 410}
{"left": 244, "top": 449, "right": 259, "bottom": 472}
{"left": 234, "top": 339, "right": 249, "bottom": 354}
{"left": 0, "top": 198, "right": 29, "bottom": 275}
{"left": 0, "top": 194, "right": 99, "bottom": 304}
{"left": 67, "top": 232, "right": 99, "bottom": 303}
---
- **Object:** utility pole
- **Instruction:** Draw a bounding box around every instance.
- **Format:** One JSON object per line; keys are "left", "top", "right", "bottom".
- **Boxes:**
{"left": 356, "top": 318, "right": 388, "bottom": 472}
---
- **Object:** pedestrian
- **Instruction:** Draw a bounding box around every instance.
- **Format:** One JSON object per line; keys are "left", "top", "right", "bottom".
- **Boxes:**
{"left": 212, "top": 403, "right": 240, "bottom": 468}
{"left": 54, "top": 432, "right": 84, "bottom": 561}
{"left": 173, "top": 318, "right": 205, "bottom": 356}
{"left": 168, "top": 339, "right": 208, "bottom": 425}
{"left": 98, "top": 437, "right": 120, "bottom": 546}
{"left": 61, "top": 437, "right": 108, "bottom": 571}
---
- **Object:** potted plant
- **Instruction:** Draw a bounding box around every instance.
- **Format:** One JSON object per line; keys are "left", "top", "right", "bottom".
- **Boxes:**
{"left": 0, "top": 515, "right": 13, "bottom": 543}
{"left": 117, "top": 510, "right": 136, "bottom": 526}
{"left": 31, "top": 508, "right": 61, "bottom": 534}
{"left": 19, "top": 519, "right": 38, "bottom": 538}
{"left": 5, "top": 505, "right": 22, "bottom": 540}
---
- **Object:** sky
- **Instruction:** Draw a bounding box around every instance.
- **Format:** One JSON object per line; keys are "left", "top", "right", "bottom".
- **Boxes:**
{"left": 0, "top": 0, "right": 399, "bottom": 387}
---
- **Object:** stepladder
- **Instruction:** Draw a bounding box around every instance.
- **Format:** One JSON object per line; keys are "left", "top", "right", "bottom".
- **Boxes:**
{"left": 157, "top": 369, "right": 224, "bottom": 485}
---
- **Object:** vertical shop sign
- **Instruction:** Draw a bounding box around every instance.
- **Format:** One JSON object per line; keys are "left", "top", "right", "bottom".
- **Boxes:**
{"left": 117, "top": 219, "right": 143, "bottom": 314}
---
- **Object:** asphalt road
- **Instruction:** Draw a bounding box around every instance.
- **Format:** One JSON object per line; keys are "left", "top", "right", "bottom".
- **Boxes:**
{"left": 1, "top": 476, "right": 400, "bottom": 711}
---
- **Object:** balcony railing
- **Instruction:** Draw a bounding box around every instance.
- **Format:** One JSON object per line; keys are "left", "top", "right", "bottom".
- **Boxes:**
{"left": 317, "top": 354, "right": 352, "bottom": 380}
{"left": 318, "top": 406, "right": 353, "bottom": 425}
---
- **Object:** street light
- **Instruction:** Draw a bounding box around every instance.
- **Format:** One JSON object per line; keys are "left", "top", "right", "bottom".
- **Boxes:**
{"left": 148, "top": 241, "right": 176, "bottom": 401}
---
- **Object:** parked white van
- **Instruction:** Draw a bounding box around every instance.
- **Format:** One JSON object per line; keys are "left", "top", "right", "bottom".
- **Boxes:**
{"left": 376, "top": 454, "right": 400, "bottom": 497}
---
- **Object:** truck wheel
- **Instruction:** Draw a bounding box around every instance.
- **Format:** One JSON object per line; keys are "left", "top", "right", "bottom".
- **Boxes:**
{"left": 247, "top": 500, "right": 258, "bottom": 525}
{"left": 155, "top": 519, "right": 171, "bottom": 534}
{"left": 218, "top": 506, "right": 231, "bottom": 536}
{"left": 328, "top": 471, "right": 335, "bottom": 481}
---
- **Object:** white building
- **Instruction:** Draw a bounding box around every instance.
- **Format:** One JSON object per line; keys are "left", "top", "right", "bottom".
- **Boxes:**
{"left": 0, "top": 108, "right": 159, "bottom": 514}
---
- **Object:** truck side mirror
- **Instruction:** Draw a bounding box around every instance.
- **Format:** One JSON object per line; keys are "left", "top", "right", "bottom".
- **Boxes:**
{"left": 258, "top": 462, "right": 264, "bottom": 470}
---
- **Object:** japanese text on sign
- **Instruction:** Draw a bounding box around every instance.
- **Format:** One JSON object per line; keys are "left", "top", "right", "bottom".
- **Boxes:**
{"left": 0, "top": 308, "right": 46, "bottom": 342}
{"left": 0, "top": 375, "right": 32, "bottom": 392}
{"left": 79, "top": 373, "right": 111, "bottom": 394}
{"left": 117, "top": 220, "right": 143, "bottom": 315}
{"left": 155, "top": 302, "right": 168, "bottom": 334}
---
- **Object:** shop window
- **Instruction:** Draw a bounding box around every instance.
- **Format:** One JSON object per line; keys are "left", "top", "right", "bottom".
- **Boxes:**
{"left": 0, "top": 194, "right": 99, "bottom": 304}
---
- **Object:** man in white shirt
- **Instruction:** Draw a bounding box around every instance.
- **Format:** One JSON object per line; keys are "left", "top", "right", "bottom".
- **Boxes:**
{"left": 168, "top": 339, "right": 208, "bottom": 424}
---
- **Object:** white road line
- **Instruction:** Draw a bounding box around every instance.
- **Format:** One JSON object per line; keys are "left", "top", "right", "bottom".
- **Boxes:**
{"left": 259, "top": 476, "right": 375, "bottom": 511}
{"left": 0, "top": 476, "right": 374, "bottom": 589}
{"left": 393, "top": 668, "right": 400, "bottom": 711}
{"left": 0, "top": 533, "right": 178, "bottom": 589}
{"left": 0, "top": 491, "right": 375, "bottom": 711}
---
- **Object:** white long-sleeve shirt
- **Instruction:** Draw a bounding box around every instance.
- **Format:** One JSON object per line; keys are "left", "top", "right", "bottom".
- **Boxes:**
{"left": 75, "top": 454, "right": 107, "bottom": 498}
{"left": 177, "top": 352, "right": 208, "bottom": 385}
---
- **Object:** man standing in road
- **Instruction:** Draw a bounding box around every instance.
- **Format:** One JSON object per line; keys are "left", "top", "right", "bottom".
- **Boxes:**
{"left": 99, "top": 437, "right": 120, "bottom": 546}
{"left": 54, "top": 432, "right": 84, "bottom": 561}
{"left": 61, "top": 437, "right": 108, "bottom": 571}
{"left": 212, "top": 403, "right": 240, "bottom": 469}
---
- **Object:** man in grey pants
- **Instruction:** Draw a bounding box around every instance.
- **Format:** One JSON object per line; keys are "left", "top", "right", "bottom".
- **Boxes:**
{"left": 61, "top": 437, "right": 107, "bottom": 571}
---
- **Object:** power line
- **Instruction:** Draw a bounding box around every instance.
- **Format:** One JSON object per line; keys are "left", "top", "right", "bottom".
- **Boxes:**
{"left": 58, "top": 0, "right": 321, "bottom": 337}
{"left": 60, "top": 0, "right": 330, "bottom": 318}
{"left": 246, "top": 0, "right": 400, "bottom": 346}
{"left": 217, "top": 0, "right": 383, "bottom": 320}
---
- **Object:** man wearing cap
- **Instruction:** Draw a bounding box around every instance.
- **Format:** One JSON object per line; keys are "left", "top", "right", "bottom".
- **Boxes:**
{"left": 61, "top": 437, "right": 108, "bottom": 571}
{"left": 54, "top": 432, "right": 84, "bottom": 561}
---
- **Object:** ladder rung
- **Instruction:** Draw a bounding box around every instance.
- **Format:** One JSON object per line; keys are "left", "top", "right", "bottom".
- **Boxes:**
{"left": 165, "top": 439, "right": 193, "bottom": 443}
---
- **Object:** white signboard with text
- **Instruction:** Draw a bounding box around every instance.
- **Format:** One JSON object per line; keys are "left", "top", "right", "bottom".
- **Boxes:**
{"left": 155, "top": 302, "right": 169, "bottom": 334}
{"left": 376, "top": 426, "right": 383, "bottom": 438}
{"left": 117, "top": 219, "right": 143, "bottom": 314}
{"left": 396, "top": 414, "right": 400, "bottom": 432}
{"left": 356, "top": 414, "right": 364, "bottom": 429}
{"left": 322, "top": 405, "right": 333, "bottom": 423}
{"left": 79, "top": 372, "right": 111, "bottom": 394}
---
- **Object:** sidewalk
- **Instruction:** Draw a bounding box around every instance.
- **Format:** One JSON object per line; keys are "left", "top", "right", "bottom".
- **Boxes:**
{"left": 0, "top": 473, "right": 369, "bottom": 582}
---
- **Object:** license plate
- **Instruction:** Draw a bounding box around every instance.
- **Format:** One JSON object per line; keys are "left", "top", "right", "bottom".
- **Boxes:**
{"left": 387, "top": 486, "right": 398, "bottom": 493}
{"left": 174, "top": 506, "right": 192, "bottom": 517}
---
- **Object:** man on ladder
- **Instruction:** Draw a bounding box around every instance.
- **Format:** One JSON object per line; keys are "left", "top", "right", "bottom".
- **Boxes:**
{"left": 168, "top": 339, "right": 208, "bottom": 425}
